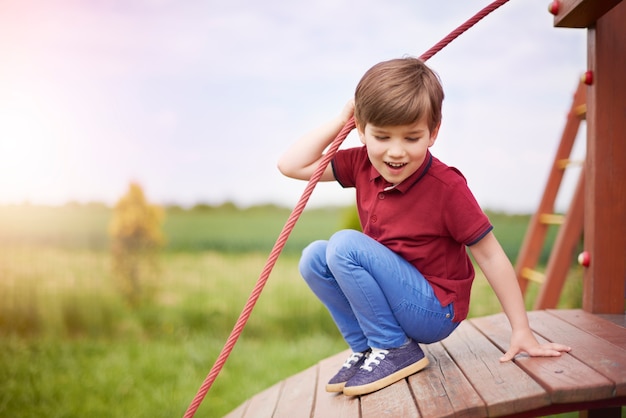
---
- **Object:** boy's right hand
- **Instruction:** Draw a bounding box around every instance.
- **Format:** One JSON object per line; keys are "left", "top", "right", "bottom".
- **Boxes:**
{"left": 340, "top": 99, "right": 355, "bottom": 125}
{"left": 277, "top": 99, "right": 354, "bottom": 182}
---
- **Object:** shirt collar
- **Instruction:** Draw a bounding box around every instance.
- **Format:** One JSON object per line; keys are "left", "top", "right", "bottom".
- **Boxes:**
{"left": 369, "top": 151, "right": 433, "bottom": 193}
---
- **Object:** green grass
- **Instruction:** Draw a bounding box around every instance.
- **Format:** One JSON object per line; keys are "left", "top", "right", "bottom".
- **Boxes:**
{"left": 1, "top": 334, "right": 346, "bottom": 418}
{"left": 0, "top": 204, "right": 550, "bottom": 262}
{"left": 0, "top": 204, "right": 587, "bottom": 417}
{"left": 0, "top": 204, "right": 348, "bottom": 255}
{"left": 0, "top": 248, "right": 347, "bottom": 417}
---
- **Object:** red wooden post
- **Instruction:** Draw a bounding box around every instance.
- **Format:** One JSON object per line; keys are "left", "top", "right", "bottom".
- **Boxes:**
{"left": 582, "top": 1, "right": 626, "bottom": 314}
{"left": 550, "top": 0, "right": 626, "bottom": 310}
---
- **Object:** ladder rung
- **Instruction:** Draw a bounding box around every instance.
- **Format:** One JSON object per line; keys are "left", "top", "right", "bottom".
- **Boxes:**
{"left": 521, "top": 267, "right": 545, "bottom": 284}
{"left": 556, "top": 159, "right": 584, "bottom": 170}
{"left": 574, "top": 104, "right": 586, "bottom": 119}
{"left": 539, "top": 213, "right": 565, "bottom": 225}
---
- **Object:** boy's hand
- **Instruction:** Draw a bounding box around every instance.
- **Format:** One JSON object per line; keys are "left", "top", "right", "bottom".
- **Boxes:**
{"left": 339, "top": 99, "right": 355, "bottom": 125}
{"left": 500, "top": 328, "right": 572, "bottom": 362}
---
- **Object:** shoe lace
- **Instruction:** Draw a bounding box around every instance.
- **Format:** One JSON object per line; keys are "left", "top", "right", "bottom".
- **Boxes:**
{"left": 361, "top": 348, "right": 389, "bottom": 372}
{"left": 342, "top": 352, "right": 364, "bottom": 369}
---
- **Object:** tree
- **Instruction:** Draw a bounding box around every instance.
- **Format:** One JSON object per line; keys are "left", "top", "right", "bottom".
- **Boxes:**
{"left": 109, "top": 182, "right": 165, "bottom": 307}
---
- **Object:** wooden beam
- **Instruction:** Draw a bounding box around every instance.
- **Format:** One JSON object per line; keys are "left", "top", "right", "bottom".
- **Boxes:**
{"left": 583, "top": 1, "right": 626, "bottom": 314}
{"left": 553, "top": 0, "right": 623, "bottom": 28}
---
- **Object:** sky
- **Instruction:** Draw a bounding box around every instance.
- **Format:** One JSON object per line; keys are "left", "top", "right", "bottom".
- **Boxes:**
{"left": 0, "top": 0, "right": 588, "bottom": 213}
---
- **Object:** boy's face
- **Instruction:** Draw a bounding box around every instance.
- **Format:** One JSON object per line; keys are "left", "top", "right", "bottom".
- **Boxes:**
{"left": 357, "top": 117, "right": 439, "bottom": 185}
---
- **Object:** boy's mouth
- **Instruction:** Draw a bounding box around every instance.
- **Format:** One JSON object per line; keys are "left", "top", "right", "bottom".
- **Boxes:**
{"left": 385, "top": 162, "right": 407, "bottom": 169}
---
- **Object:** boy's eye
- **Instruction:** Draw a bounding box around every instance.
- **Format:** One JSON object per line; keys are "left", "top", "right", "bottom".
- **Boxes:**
{"left": 374, "top": 136, "right": 389, "bottom": 141}
{"left": 406, "top": 137, "right": 420, "bottom": 142}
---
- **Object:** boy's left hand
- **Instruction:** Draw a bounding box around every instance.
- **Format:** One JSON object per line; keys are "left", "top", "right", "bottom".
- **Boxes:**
{"left": 500, "top": 328, "right": 572, "bottom": 362}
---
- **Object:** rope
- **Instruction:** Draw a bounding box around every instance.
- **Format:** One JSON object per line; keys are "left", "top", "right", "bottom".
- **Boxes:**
{"left": 183, "top": 1, "right": 510, "bottom": 416}
{"left": 419, "top": 0, "right": 511, "bottom": 62}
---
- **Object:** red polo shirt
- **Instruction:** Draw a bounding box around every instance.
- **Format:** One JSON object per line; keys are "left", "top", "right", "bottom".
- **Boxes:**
{"left": 332, "top": 146, "right": 492, "bottom": 322}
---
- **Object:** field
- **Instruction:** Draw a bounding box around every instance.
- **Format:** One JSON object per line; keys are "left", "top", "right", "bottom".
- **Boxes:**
{"left": 0, "top": 204, "right": 583, "bottom": 417}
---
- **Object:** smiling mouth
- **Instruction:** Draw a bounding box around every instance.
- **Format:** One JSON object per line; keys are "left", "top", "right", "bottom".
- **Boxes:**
{"left": 385, "top": 162, "right": 407, "bottom": 169}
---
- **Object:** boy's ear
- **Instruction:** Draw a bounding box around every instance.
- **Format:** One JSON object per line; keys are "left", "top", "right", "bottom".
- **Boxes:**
{"left": 429, "top": 122, "right": 441, "bottom": 147}
{"left": 356, "top": 121, "right": 366, "bottom": 144}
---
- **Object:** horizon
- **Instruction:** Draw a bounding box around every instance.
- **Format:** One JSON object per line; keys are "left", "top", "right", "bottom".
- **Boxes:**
{"left": 0, "top": 198, "right": 542, "bottom": 215}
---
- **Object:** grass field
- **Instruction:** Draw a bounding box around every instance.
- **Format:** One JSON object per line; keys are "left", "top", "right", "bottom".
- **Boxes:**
{"left": 0, "top": 204, "right": 584, "bottom": 417}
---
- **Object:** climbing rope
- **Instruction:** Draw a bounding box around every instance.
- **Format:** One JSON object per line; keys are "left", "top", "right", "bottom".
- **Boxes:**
{"left": 183, "top": 1, "right": 510, "bottom": 416}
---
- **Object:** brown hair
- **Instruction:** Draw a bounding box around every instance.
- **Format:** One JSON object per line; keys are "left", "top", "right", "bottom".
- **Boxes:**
{"left": 354, "top": 57, "right": 444, "bottom": 132}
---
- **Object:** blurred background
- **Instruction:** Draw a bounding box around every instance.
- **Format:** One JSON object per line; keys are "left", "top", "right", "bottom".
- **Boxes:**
{"left": 0, "top": 1, "right": 587, "bottom": 417}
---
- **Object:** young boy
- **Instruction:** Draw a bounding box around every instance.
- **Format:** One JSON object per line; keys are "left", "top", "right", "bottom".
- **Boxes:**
{"left": 277, "top": 57, "right": 571, "bottom": 396}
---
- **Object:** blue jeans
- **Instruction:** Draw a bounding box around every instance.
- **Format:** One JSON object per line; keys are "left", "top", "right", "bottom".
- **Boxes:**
{"left": 299, "top": 229, "right": 459, "bottom": 352}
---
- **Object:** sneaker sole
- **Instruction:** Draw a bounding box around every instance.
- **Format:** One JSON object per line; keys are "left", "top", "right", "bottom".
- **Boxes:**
{"left": 325, "top": 381, "right": 347, "bottom": 393}
{"left": 343, "top": 356, "right": 429, "bottom": 396}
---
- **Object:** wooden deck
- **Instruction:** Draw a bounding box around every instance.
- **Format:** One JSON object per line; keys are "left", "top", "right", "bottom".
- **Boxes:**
{"left": 224, "top": 309, "right": 626, "bottom": 418}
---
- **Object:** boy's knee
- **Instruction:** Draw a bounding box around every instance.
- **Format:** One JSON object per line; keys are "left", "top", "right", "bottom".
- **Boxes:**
{"left": 302, "top": 240, "right": 328, "bottom": 260}
{"left": 299, "top": 240, "right": 328, "bottom": 276}
{"left": 330, "top": 229, "right": 363, "bottom": 243}
{"left": 328, "top": 229, "right": 363, "bottom": 254}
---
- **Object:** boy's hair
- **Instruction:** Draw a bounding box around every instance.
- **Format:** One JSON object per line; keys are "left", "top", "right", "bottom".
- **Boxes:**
{"left": 354, "top": 57, "right": 444, "bottom": 132}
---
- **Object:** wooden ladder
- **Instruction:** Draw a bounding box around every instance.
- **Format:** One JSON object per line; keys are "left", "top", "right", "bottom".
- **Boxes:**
{"left": 514, "top": 78, "right": 587, "bottom": 310}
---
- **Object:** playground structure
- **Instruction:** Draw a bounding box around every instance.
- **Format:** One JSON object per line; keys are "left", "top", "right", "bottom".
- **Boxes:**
{"left": 547, "top": 0, "right": 625, "bottom": 320}
{"left": 196, "top": 1, "right": 626, "bottom": 417}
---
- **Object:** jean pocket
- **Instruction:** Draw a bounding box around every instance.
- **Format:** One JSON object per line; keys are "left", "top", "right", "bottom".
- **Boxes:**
{"left": 397, "top": 302, "right": 458, "bottom": 344}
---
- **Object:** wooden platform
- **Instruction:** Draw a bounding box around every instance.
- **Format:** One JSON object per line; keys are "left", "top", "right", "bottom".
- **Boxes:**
{"left": 224, "top": 309, "right": 626, "bottom": 418}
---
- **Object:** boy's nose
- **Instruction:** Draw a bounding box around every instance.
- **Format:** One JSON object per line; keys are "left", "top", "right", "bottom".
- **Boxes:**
{"left": 387, "top": 144, "right": 405, "bottom": 158}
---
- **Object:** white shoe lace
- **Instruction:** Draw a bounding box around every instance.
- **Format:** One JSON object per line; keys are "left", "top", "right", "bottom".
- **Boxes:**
{"left": 342, "top": 352, "right": 364, "bottom": 369}
{"left": 361, "top": 348, "right": 389, "bottom": 372}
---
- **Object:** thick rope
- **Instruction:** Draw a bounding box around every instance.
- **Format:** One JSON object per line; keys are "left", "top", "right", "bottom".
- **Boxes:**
{"left": 183, "top": 1, "right": 510, "bottom": 416}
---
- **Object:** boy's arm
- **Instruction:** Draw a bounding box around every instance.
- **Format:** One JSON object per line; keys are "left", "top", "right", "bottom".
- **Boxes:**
{"left": 468, "top": 232, "right": 571, "bottom": 361}
{"left": 277, "top": 101, "right": 354, "bottom": 181}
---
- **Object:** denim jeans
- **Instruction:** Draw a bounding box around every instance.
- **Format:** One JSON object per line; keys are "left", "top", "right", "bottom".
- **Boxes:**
{"left": 299, "top": 229, "right": 459, "bottom": 352}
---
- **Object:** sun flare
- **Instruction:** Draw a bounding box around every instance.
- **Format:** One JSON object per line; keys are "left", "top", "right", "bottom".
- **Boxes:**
{"left": 0, "top": 93, "right": 68, "bottom": 204}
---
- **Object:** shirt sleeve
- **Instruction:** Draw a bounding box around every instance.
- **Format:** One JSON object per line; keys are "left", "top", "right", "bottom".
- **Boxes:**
{"left": 443, "top": 168, "right": 493, "bottom": 246}
{"left": 331, "top": 146, "right": 368, "bottom": 188}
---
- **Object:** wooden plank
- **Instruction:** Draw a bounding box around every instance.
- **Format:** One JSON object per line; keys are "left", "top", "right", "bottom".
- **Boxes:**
{"left": 313, "top": 350, "right": 360, "bottom": 418}
{"left": 440, "top": 321, "right": 550, "bottom": 416}
{"left": 273, "top": 364, "right": 318, "bottom": 418}
{"left": 549, "top": 309, "right": 626, "bottom": 350}
{"left": 598, "top": 314, "right": 626, "bottom": 328}
{"left": 527, "top": 311, "right": 626, "bottom": 396}
{"left": 408, "top": 342, "right": 486, "bottom": 418}
{"left": 553, "top": 0, "right": 623, "bottom": 28}
{"left": 583, "top": 0, "right": 626, "bottom": 314}
{"left": 360, "top": 378, "right": 420, "bottom": 418}
{"left": 241, "top": 380, "right": 283, "bottom": 418}
{"left": 471, "top": 312, "right": 615, "bottom": 403}
{"left": 223, "top": 399, "right": 249, "bottom": 418}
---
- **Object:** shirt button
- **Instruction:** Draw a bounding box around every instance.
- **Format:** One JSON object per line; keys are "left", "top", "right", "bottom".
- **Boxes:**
{"left": 371, "top": 215, "right": 378, "bottom": 223}
{"left": 378, "top": 193, "right": 385, "bottom": 200}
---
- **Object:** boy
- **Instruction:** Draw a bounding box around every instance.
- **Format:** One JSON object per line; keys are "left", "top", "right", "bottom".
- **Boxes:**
{"left": 277, "top": 57, "right": 570, "bottom": 396}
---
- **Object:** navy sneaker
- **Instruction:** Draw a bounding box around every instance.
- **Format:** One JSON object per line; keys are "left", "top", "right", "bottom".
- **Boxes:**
{"left": 343, "top": 339, "right": 429, "bottom": 396}
{"left": 326, "top": 350, "right": 371, "bottom": 392}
